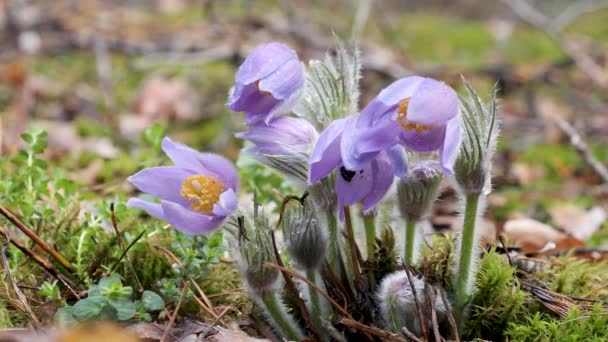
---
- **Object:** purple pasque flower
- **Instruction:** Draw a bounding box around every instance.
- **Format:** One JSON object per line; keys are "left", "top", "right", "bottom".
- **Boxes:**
{"left": 341, "top": 76, "right": 460, "bottom": 175}
{"left": 227, "top": 42, "right": 305, "bottom": 124}
{"left": 309, "top": 116, "right": 403, "bottom": 219}
{"left": 127, "top": 137, "right": 238, "bottom": 235}
{"left": 236, "top": 116, "right": 317, "bottom": 157}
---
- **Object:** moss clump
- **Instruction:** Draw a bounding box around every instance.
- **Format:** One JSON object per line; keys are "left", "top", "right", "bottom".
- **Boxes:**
{"left": 465, "top": 250, "right": 528, "bottom": 339}
{"left": 506, "top": 304, "right": 608, "bottom": 341}
{"left": 419, "top": 234, "right": 455, "bottom": 291}
{"left": 532, "top": 256, "right": 608, "bottom": 300}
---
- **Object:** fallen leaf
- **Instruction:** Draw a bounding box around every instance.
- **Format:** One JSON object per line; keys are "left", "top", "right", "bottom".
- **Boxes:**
{"left": 503, "top": 218, "right": 584, "bottom": 254}
{"left": 548, "top": 205, "right": 606, "bottom": 241}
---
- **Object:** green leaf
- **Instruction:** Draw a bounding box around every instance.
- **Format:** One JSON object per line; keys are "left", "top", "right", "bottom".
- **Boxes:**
{"left": 107, "top": 298, "right": 137, "bottom": 320}
{"left": 142, "top": 124, "right": 164, "bottom": 151}
{"left": 72, "top": 296, "right": 108, "bottom": 320}
{"left": 141, "top": 291, "right": 165, "bottom": 312}
{"left": 21, "top": 133, "right": 33, "bottom": 144}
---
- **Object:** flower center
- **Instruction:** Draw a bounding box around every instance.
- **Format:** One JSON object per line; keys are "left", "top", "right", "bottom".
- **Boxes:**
{"left": 180, "top": 175, "right": 224, "bottom": 214}
{"left": 255, "top": 80, "right": 272, "bottom": 96}
{"left": 395, "top": 98, "right": 434, "bottom": 133}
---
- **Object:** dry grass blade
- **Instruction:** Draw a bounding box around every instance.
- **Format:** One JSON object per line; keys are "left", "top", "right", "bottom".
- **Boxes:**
{"left": 0, "top": 205, "right": 76, "bottom": 273}
{"left": 340, "top": 318, "right": 404, "bottom": 342}
{"left": 109, "top": 202, "right": 142, "bottom": 291}
{"left": 400, "top": 326, "right": 423, "bottom": 342}
{"left": 161, "top": 284, "right": 188, "bottom": 342}
{"left": 440, "top": 290, "right": 460, "bottom": 342}
{"left": 404, "top": 265, "right": 429, "bottom": 340}
{"left": 0, "top": 241, "right": 41, "bottom": 327}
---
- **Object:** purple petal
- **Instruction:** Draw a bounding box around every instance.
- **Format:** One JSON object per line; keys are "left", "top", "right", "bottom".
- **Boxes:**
{"left": 161, "top": 137, "right": 238, "bottom": 191}
{"left": 196, "top": 153, "right": 239, "bottom": 191}
{"left": 235, "top": 42, "right": 298, "bottom": 85}
{"left": 439, "top": 116, "right": 462, "bottom": 174}
{"left": 341, "top": 117, "right": 401, "bottom": 170}
{"left": 362, "top": 154, "right": 394, "bottom": 211}
{"left": 400, "top": 124, "right": 446, "bottom": 152}
{"left": 386, "top": 145, "right": 408, "bottom": 179}
{"left": 161, "top": 201, "right": 225, "bottom": 235}
{"left": 309, "top": 118, "right": 349, "bottom": 184}
{"left": 236, "top": 116, "right": 316, "bottom": 155}
{"left": 359, "top": 77, "right": 424, "bottom": 126}
{"left": 212, "top": 189, "right": 238, "bottom": 217}
{"left": 407, "top": 78, "right": 458, "bottom": 126}
{"left": 258, "top": 59, "right": 304, "bottom": 100}
{"left": 336, "top": 162, "right": 374, "bottom": 219}
{"left": 161, "top": 137, "right": 207, "bottom": 173}
{"left": 128, "top": 166, "right": 192, "bottom": 206}
{"left": 127, "top": 198, "right": 164, "bottom": 220}
{"left": 227, "top": 82, "right": 281, "bottom": 119}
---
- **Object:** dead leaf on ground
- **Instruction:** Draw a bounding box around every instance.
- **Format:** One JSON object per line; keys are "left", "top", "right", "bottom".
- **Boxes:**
{"left": 503, "top": 218, "right": 585, "bottom": 254}
{"left": 548, "top": 205, "right": 606, "bottom": 241}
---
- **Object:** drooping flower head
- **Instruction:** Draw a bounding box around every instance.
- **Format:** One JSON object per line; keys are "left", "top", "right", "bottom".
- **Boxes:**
{"left": 309, "top": 115, "right": 403, "bottom": 218}
{"left": 342, "top": 76, "right": 461, "bottom": 175}
{"left": 127, "top": 137, "right": 238, "bottom": 235}
{"left": 227, "top": 42, "right": 305, "bottom": 124}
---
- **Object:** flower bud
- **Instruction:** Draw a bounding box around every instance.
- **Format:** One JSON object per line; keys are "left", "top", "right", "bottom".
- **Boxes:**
{"left": 453, "top": 79, "right": 500, "bottom": 195}
{"left": 225, "top": 213, "right": 280, "bottom": 296}
{"left": 281, "top": 200, "right": 328, "bottom": 271}
{"left": 397, "top": 161, "right": 443, "bottom": 222}
{"left": 378, "top": 270, "right": 447, "bottom": 336}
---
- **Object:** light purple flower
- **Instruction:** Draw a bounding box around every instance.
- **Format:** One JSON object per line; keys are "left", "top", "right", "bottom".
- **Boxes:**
{"left": 235, "top": 116, "right": 317, "bottom": 157}
{"left": 227, "top": 42, "right": 305, "bottom": 124}
{"left": 309, "top": 116, "right": 402, "bottom": 219}
{"left": 127, "top": 137, "right": 238, "bottom": 235}
{"left": 341, "top": 77, "right": 460, "bottom": 174}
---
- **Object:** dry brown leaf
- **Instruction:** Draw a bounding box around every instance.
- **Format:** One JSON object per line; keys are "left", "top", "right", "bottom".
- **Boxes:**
{"left": 503, "top": 218, "right": 584, "bottom": 254}
{"left": 548, "top": 205, "right": 606, "bottom": 241}
{"left": 132, "top": 77, "right": 201, "bottom": 122}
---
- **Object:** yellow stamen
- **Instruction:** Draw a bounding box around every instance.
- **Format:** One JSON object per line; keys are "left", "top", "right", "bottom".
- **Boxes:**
{"left": 180, "top": 175, "right": 224, "bottom": 214}
{"left": 255, "top": 80, "right": 272, "bottom": 96}
{"left": 395, "top": 98, "right": 434, "bottom": 133}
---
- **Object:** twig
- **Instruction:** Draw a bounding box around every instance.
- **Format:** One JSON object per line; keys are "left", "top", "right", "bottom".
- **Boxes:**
{"left": 501, "top": 0, "right": 608, "bottom": 89}
{"left": 423, "top": 262, "right": 441, "bottom": 342}
{"left": 161, "top": 284, "right": 188, "bottom": 342}
{"left": 269, "top": 229, "right": 321, "bottom": 341}
{"left": 400, "top": 326, "right": 423, "bottom": 342}
{"left": 340, "top": 318, "right": 405, "bottom": 342}
{"left": 206, "top": 288, "right": 244, "bottom": 299}
{"left": 109, "top": 202, "right": 142, "bottom": 291}
{"left": 1, "top": 240, "right": 41, "bottom": 327}
{"left": 403, "top": 266, "right": 429, "bottom": 340}
{"left": 553, "top": 0, "right": 608, "bottom": 31}
{"left": 440, "top": 290, "right": 460, "bottom": 342}
{"left": 109, "top": 230, "right": 145, "bottom": 273}
{"left": 554, "top": 117, "right": 608, "bottom": 183}
{"left": 0, "top": 205, "right": 76, "bottom": 273}
{"left": 264, "top": 263, "right": 352, "bottom": 319}
{"left": 0, "top": 225, "right": 79, "bottom": 295}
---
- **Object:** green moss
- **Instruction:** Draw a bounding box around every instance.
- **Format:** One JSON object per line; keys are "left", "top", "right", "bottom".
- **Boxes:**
{"left": 506, "top": 305, "right": 608, "bottom": 341}
{"left": 519, "top": 143, "right": 582, "bottom": 184}
{"left": 466, "top": 250, "right": 528, "bottom": 339}
{"left": 533, "top": 256, "right": 608, "bottom": 300}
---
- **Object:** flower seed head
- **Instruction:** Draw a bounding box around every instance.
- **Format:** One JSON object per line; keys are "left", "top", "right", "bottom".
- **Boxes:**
{"left": 397, "top": 161, "right": 443, "bottom": 222}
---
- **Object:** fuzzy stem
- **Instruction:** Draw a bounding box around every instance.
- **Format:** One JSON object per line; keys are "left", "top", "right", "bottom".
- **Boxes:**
{"left": 260, "top": 292, "right": 304, "bottom": 341}
{"left": 363, "top": 214, "right": 376, "bottom": 259}
{"left": 404, "top": 220, "right": 417, "bottom": 265}
{"left": 306, "top": 269, "right": 323, "bottom": 333}
{"left": 455, "top": 193, "right": 481, "bottom": 310}
{"left": 325, "top": 210, "right": 341, "bottom": 275}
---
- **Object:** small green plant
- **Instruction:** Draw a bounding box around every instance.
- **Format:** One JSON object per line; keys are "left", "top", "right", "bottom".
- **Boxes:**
{"left": 56, "top": 274, "right": 164, "bottom": 324}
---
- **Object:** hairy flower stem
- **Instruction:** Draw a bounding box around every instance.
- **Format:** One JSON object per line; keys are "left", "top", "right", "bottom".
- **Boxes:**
{"left": 455, "top": 193, "right": 481, "bottom": 312}
{"left": 325, "top": 210, "right": 341, "bottom": 276}
{"left": 363, "top": 214, "right": 376, "bottom": 259}
{"left": 404, "top": 220, "right": 417, "bottom": 265}
{"left": 306, "top": 269, "right": 323, "bottom": 333}
{"left": 260, "top": 292, "right": 304, "bottom": 341}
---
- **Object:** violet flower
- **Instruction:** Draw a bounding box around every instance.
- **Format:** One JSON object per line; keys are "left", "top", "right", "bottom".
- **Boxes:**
{"left": 236, "top": 116, "right": 317, "bottom": 157}
{"left": 127, "top": 137, "right": 238, "bottom": 235}
{"left": 309, "top": 116, "right": 402, "bottom": 218}
{"left": 227, "top": 42, "right": 305, "bottom": 124}
{"left": 341, "top": 76, "right": 461, "bottom": 175}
